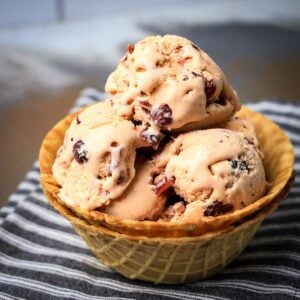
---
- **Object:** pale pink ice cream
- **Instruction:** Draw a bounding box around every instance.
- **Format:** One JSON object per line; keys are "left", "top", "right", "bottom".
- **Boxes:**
{"left": 53, "top": 101, "right": 144, "bottom": 210}
{"left": 103, "top": 156, "right": 166, "bottom": 220}
{"left": 105, "top": 35, "right": 240, "bottom": 147}
{"left": 156, "top": 128, "right": 266, "bottom": 221}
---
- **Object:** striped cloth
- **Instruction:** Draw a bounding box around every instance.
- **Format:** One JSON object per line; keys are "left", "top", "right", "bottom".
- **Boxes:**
{"left": 0, "top": 88, "right": 299, "bottom": 300}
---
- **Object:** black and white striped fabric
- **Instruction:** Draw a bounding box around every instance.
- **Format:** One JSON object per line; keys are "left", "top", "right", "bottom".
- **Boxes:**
{"left": 0, "top": 88, "right": 299, "bottom": 300}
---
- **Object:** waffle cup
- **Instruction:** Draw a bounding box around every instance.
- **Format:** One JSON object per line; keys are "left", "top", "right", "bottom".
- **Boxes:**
{"left": 39, "top": 106, "right": 295, "bottom": 284}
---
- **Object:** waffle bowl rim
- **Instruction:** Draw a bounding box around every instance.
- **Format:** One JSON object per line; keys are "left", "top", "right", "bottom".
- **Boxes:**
{"left": 39, "top": 105, "right": 295, "bottom": 238}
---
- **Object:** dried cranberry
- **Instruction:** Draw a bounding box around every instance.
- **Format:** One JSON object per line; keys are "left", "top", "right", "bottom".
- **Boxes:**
{"left": 154, "top": 176, "right": 175, "bottom": 195}
{"left": 178, "top": 57, "right": 190, "bottom": 65}
{"left": 139, "top": 100, "right": 151, "bottom": 112}
{"left": 76, "top": 115, "right": 81, "bottom": 125}
{"left": 72, "top": 140, "right": 88, "bottom": 164}
{"left": 127, "top": 44, "right": 134, "bottom": 54}
{"left": 150, "top": 104, "right": 172, "bottom": 127}
{"left": 140, "top": 128, "right": 160, "bottom": 147}
{"left": 204, "top": 78, "right": 216, "bottom": 100}
{"left": 204, "top": 200, "right": 233, "bottom": 217}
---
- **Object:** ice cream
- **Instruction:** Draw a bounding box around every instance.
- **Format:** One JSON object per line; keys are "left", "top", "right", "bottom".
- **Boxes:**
{"left": 221, "top": 115, "right": 264, "bottom": 159}
{"left": 52, "top": 34, "right": 266, "bottom": 224}
{"left": 105, "top": 35, "right": 241, "bottom": 147}
{"left": 156, "top": 128, "right": 266, "bottom": 222}
{"left": 52, "top": 101, "right": 144, "bottom": 210}
{"left": 103, "top": 156, "right": 166, "bottom": 220}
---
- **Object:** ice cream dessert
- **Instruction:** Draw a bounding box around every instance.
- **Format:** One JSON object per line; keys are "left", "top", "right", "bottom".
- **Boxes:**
{"left": 154, "top": 128, "right": 266, "bottom": 222}
{"left": 41, "top": 34, "right": 295, "bottom": 285}
{"left": 103, "top": 156, "right": 166, "bottom": 220}
{"left": 52, "top": 35, "right": 265, "bottom": 222}
{"left": 53, "top": 101, "right": 145, "bottom": 210}
{"left": 105, "top": 35, "right": 241, "bottom": 148}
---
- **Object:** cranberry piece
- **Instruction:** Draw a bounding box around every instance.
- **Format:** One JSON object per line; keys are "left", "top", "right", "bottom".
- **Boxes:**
{"left": 178, "top": 57, "right": 190, "bottom": 65}
{"left": 139, "top": 100, "right": 151, "bottom": 112}
{"left": 76, "top": 115, "right": 81, "bottom": 125}
{"left": 154, "top": 176, "right": 175, "bottom": 195}
{"left": 127, "top": 44, "right": 134, "bottom": 54}
{"left": 150, "top": 104, "right": 172, "bottom": 127}
{"left": 204, "top": 200, "right": 233, "bottom": 217}
{"left": 72, "top": 140, "right": 88, "bottom": 164}
{"left": 140, "top": 128, "right": 160, "bottom": 147}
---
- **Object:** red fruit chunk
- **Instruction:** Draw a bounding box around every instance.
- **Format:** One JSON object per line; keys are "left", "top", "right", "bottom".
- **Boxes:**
{"left": 140, "top": 128, "right": 160, "bottom": 147}
{"left": 150, "top": 104, "right": 172, "bottom": 127}
{"left": 72, "top": 140, "right": 88, "bottom": 164}
{"left": 127, "top": 44, "right": 134, "bottom": 54}
{"left": 204, "top": 200, "right": 233, "bottom": 217}
{"left": 154, "top": 176, "right": 175, "bottom": 195}
{"left": 139, "top": 100, "right": 151, "bottom": 112}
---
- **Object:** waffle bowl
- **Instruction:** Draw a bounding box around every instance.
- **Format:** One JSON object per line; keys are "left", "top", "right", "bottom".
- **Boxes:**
{"left": 39, "top": 106, "right": 295, "bottom": 283}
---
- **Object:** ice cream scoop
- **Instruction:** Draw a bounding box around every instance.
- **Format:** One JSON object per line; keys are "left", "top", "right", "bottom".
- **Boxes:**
{"left": 156, "top": 128, "right": 266, "bottom": 222}
{"left": 103, "top": 156, "right": 166, "bottom": 220}
{"left": 105, "top": 35, "right": 241, "bottom": 147}
{"left": 52, "top": 101, "right": 144, "bottom": 210}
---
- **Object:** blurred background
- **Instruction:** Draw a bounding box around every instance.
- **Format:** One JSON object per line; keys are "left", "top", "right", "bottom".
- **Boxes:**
{"left": 0, "top": 0, "right": 300, "bottom": 205}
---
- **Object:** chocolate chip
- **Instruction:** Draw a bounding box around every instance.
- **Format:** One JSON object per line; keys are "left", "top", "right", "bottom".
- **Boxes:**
{"left": 239, "top": 161, "right": 248, "bottom": 171}
{"left": 204, "top": 78, "right": 216, "bottom": 100}
{"left": 132, "top": 119, "right": 142, "bottom": 127}
{"left": 191, "top": 43, "right": 199, "bottom": 50}
{"left": 76, "top": 115, "right": 81, "bottom": 125}
{"left": 182, "top": 74, "right": 189, "bottom": 81}
{"left": 72, "top": 140, "right": 88, "bottom": 164}
{"left": 231, "top": 160, "right": 249, "bottom": 171}
{"left": 191, "top": 71, "right": 201, "bottom": 77}
{"left": 150, "top": 104, "right": 173, "bottom": 127}
{"left": 167, "top": 194, "right": 183, "bottom": 206}
{"left": 204, "top": 200, "right": 234, "bottom": 217}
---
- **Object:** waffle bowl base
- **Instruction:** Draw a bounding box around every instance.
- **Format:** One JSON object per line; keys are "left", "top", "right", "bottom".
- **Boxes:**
{"left": 52, "top": 172, "right": 293, "bottom": 284}
{"left": 39, "top": 105, "right": 295, "bottom": 284}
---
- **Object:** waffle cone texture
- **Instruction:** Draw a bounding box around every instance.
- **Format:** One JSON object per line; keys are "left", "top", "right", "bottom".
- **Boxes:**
{"left": 39, "top": 106, "right": 295, "bottom": 284}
